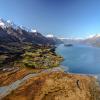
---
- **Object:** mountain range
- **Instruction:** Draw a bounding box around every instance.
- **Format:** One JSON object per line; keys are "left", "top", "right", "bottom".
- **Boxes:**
{"left": 83, "top": 34, "right": 100, "bottom": 47}
{"left": 58, "top": 34, "right": 100, "bottom": 47}
{"left": 0, "top": 18, "right": 55, "bottom": 45}
{"left": 1, "top": 18, "right": 100, "bottom": 47}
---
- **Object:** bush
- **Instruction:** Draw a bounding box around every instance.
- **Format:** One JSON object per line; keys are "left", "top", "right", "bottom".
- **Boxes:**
{"left": 24, "top": 62, "right": 36, "bottom": 68}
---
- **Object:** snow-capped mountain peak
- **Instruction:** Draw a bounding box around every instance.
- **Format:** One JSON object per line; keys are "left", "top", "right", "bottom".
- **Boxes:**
{"left": 7, "top": 20, "right": 19, "bottom": 29}
{"left": 19, "top": 25, "right": 30, "bottom": 32}
{"left": 0, "top": 18, "right": 17, "bottom": 29}
{"left": 0, "top": 18, "right": 6, "bottom": 28}
{"left": 94, "top": 34, "right": 100, "bottom": 38}
{"left": 0, "top": 18, "right": 37, "bottom": 33}
{"left": 7, "top": 20, "right": 13, "bottom": 24}
{"left": 87, "top": 34, "right": 100, "bottom": 39}
{"left": 0, "top": 21, "right": 5, "bottom": 27}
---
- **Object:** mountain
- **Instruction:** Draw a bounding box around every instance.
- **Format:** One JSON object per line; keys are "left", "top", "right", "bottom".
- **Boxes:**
{"left": 58, "top": 37, "right": 83, "bottom": 45}
{"left": 46, "top": 34, "right": 63, "bottom": 44}
{"left": 58, "top": 34, "right": 100, "bottom": 47}
{"left": 83, "top": 34, "right": 100, "bottom": 47}
{"left": 0, "top": 18, "right": 54, "bottom": 45}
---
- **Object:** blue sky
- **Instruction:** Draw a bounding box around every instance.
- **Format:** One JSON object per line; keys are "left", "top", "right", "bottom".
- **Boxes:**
{"left": 0, "top": 0, "right": 100, "bottom": 38}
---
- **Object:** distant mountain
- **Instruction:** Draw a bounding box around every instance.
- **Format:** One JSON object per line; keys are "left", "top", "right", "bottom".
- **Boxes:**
{"left": 59, "top": 34, "right": 100, "bottom": 47}
{"left": 83, "top": 34, "right": 100, "bottom": 47}
{"left": 46, "top": 34, "right": 63, "bottom": 44}
{"left": 0, "top": 18, "right": 54, "bottom": 45}
{"left": 58, "top": 37, "right": 83, "bottom": 45}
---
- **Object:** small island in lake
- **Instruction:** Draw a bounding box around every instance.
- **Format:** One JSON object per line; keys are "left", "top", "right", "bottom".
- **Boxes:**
{"left": 64, "top": 44, "right": 73, "bottom": 47}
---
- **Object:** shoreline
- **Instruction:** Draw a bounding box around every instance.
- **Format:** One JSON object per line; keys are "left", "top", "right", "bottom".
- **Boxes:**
{"left": 59, "top": 65, "right": 100, "bottom": 84}
{"left": 2, "top": 67, "right": 100, "bottom": 100}
{"left": 0, "top": 66, "right": 100, "bottom": 99}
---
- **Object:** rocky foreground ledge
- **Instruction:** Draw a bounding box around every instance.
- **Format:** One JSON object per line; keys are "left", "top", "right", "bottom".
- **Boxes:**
{"left": 1, "top": 68, "right": 100, "bottom": 100}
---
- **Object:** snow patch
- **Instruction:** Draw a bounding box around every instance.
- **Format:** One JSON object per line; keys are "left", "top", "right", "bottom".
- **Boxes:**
{"left": 46, "top": 34, "right": 54, "bottom": 38}
{"left": 31, "top": 29, "right": 37, "bottom": 33}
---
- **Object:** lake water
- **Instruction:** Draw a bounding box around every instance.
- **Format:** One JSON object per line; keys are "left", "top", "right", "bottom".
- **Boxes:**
{"left": 56, "top": 44, "right": 100, "bottom": 74}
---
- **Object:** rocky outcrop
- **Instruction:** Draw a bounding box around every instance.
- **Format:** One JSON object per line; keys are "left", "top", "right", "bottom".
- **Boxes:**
{"left": 2, "top": 70, "right": 100, "bottom": 100}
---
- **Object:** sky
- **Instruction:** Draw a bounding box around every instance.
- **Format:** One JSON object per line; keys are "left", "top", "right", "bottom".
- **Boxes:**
{"left": 0, "top": 0, "right": 100, "bottom": 38}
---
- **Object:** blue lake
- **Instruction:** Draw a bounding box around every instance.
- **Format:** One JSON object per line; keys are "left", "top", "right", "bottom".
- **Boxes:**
{"left": 56, "top": 44, "right": 100, "bottom": 74}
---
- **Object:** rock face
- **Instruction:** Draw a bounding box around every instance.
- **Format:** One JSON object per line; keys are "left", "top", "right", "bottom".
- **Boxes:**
{"left": 0, "top": 26, "right": 54, "bottom": 45}
{"left": 2, "top": 71, "right": 100, "bottom": 100}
